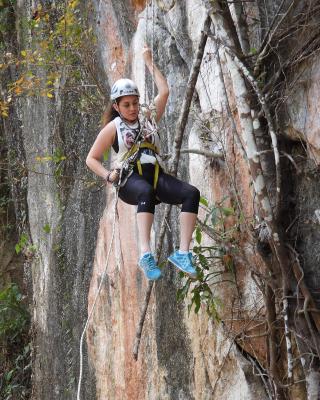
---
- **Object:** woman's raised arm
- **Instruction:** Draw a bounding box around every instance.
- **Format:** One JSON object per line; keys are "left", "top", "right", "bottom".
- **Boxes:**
{"left": 142, "top": 45, "right": 169, "bottom": 122}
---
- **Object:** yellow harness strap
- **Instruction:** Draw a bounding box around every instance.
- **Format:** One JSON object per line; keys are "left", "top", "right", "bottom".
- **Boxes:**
{"left": 136, "top": 159, "right": 160, "bottom": 189}
{"left": 153, "top": 162, "right": 159, "bottom": 190}
{"left": 136, "top": 159, "right": 143, "bottom": 175}
{"left": 123, "top": 141, "right": 160, "bottom": 189}
{"left": 140, "top": 142, "right": 159, "bottom": 154}
{"left": 122, "top": 141, "right": 159, "bottom": 162}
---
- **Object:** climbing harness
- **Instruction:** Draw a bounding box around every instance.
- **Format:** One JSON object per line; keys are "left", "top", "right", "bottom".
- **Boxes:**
{"left": 114, "top": 102, "right": 160, "bottom": 189}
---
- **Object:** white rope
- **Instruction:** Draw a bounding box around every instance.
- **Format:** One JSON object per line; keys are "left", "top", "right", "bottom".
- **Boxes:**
{"left": 144, "top": 2, "right": 149, "bottom": 103}
{"left": 77, "top": 3, "right": 158, "bottom": 394}
{"left": 77, "top": 187, "right": 119, "bottom": 400}
{"left": 151, "top": 0, "right": 155, "bottom": 100}
{"left": 144, "top": 0, "right": 156, "bottom": 109}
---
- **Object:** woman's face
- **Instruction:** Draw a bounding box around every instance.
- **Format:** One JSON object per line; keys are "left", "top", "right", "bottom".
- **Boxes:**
{"left": 115, "top": 95, "right": 139, "bottom": 122}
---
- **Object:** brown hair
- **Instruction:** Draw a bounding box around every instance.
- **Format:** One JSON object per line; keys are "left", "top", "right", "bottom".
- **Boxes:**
{"left": 101, "top": 101, "right": 120, "bottom": 127}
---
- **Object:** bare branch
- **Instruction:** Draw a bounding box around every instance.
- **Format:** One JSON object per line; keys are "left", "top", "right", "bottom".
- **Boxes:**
{"left": 162, "top": 148, "right": 224, "bottom": 160}
{"left": 254, "top": 0, "right": 295, "bottom": 76}
{"left": 283, "top": 297, "right": 293, "bottom": 380}
{"left": 170, "top": 15, "right": 211, "bottom": 175}
{"left": 133, "top": 15, "right": 210, "bottom": 361}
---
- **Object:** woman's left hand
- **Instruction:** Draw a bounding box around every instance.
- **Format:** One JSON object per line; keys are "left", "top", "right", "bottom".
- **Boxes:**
{"left": 142, "top": 44, "right": 152, "bottom": 65}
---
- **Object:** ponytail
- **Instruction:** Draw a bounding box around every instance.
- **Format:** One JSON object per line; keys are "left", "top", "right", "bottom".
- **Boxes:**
{"left": 101, "top": 101, "right": 120, "bottom": 127}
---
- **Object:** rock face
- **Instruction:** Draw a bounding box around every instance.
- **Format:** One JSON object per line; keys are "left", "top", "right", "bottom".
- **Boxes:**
{"left": 2, "top": 0, "right": 320, "bottom": 399}
{"left": 85, "top": 2, "right": 265, "bottom": 399}
{"left": 285, "top": 57, "right": 320, "bottom": 164}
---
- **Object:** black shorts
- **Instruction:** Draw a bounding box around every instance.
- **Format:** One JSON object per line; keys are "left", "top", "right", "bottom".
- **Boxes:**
{"left": 118, "top": 164, "right": 200, "bottom": 214}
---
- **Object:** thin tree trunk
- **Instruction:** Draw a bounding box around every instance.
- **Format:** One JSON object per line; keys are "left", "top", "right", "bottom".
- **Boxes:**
{"left": 229, "top": 0, "right": 250, "bottom": 55}
{"left": 133, "top": 15, "right": 211, "bottom": 361}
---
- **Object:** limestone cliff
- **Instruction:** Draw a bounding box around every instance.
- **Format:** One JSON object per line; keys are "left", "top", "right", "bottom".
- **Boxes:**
{"left": 1, "top": 0, "right": 320, "bottom": 399}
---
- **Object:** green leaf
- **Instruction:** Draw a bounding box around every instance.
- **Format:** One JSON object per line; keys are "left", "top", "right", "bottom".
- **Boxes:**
{"left": 199, "top": 254, "right": 209, "bottom": 270}
{"left": 42, "top": 223, "right": 51, "bottom": 234}
{"left": 196, "top": 267, "right": 204, "bottom": 281}
{"left": 53, "top": 148, "right": 66, "bottom": 163}
{"left": 199, "top": 196, "right": 208, "bottom": 207}
{"left": 193, "top": 246, "right": 200, "bottom": 254}
{"left": 210, "top": 207, "right": 218, "bottom": 226}
{"left": 5, "top": 369, "right": 14, "bottom": 382}
{"left": 195, "top": 227, "right": 202, "bottom": 245}
{"left": 176, "top": 288, "right": 184, "bottom": 301}
{"left": 222, "top": 207, "right": 235, "bottom": 216}
{"left": 193, "top": 291, "right": 201, "bottom": 314}
{"left": 177, "top": 280, "right": 191, "bottom": 302}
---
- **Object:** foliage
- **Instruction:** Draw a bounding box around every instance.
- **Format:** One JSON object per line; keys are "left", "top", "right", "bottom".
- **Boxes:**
{"left": 0, "top": 284, "right": 29, "bottom": 340}
{"left": 0, "top": 284, "right": 31, "bottom": 400}
{"left": 177, "top": 196, "right": 237, "bottom": 321}
{"left": 35, "top": 147, "right": 67, "bottom": 178}
{"left": 0, "top": 0, "right": 98, "bottom": 112}
{"left": 15, "top": 233, "right": 37, "bottom": 256}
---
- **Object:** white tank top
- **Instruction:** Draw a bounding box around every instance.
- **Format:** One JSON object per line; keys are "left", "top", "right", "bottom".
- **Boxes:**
{"left": 112, "top": 116, "right": 161, "bottom": 168}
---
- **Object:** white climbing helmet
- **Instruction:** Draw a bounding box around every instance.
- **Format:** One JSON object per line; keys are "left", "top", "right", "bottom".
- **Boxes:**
{"left": 110, "top": 78, "right": 140, "bottom": 101}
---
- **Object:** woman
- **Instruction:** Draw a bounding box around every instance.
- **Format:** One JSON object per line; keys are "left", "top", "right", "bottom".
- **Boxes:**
{"left": 86, "top": 46, "right": 200, "bottom": 280}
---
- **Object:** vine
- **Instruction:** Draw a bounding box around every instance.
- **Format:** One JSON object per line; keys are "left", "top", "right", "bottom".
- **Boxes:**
{"left": 177, "top": 196, "right": 238, "bottom": 322}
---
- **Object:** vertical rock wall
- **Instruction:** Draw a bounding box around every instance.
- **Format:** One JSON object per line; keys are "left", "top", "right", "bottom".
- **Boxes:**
{"left": 3, "top": 0, "right": 320, "bottom": 399}
{"left": 87, "top": 1, "right": 320, "bottom": 399}
{"left": 86, "top": 1, "right": 267, "bottom": 399}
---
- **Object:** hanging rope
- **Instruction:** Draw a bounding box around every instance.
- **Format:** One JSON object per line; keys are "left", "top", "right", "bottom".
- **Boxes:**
{"left": 143, "top": 0, "right": 156, "bottom": 119}
{"left": 77, "top": 1, "right": 170, "bottom": 390}
{"left": 76, "top": 104, "right": 159, "bottom": 396}
{"left": 77, "top": 188, "right": 119, "bottom": 400}
{"left": 151, "top": 0, "right": 155, "bottom": 100}
{"left": 144, "top": 2, "right": 149, "bottom": 103}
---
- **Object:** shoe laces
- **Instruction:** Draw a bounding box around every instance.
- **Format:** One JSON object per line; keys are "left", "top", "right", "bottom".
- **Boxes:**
{"left": 145, "top": 254, "right": 157, "bottom": 271}
{"left": 178, "top": 252, "right": 192, "bottom": 267}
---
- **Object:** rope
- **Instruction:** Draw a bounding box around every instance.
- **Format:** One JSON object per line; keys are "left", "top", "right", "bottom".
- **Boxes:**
{"left": 77, "top": 187, "right": 119, "bottom": 400}
{"left": 144, "top": 2, "right": 149, "bottom": 103}
{"left": 76, "top": 105, "right": 157, "bottom": 397}
{"left": 151, "top": 0, "right": 155, "bottom": 100}
{"left": 144, "top": 0, "right": 156, "bottom": 111}
{"left": 77, "top": 2, "right": 158, "bottom": 388}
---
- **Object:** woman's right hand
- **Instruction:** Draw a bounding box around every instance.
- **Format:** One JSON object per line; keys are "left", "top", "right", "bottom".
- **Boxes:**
{"left": 106, "top": 169, "right": 120, "bottom": 184}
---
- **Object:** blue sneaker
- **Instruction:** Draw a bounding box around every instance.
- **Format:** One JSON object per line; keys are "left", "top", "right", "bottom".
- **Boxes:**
{"left": 138, "top": 253, "right": 162, "bottom": 280}
{"left": 168, "top": 251, "right": 197, "bottom": 278}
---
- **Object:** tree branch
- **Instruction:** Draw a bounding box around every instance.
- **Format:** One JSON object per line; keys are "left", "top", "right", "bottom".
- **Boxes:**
{"left": 162, "top": 148, "right": 224, "bottom": 161}
{"left": 208, "top": 31, "right": 282, "bottom": 217}
{"left": 170, "top": 15, "right": 211, "bottom": 175}
{"left": 133, "top": 15, "right": 211, "bottom": 361}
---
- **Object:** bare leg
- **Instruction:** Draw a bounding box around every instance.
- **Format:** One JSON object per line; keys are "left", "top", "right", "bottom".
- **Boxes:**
{"left": 179, "top": 212, "right": 197, "bottom": 252}
{"left": 137, "top": 212, "right": 154, "bottom": 254}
